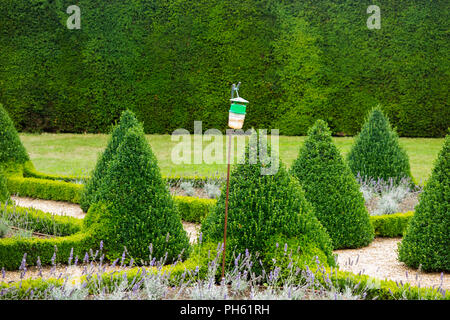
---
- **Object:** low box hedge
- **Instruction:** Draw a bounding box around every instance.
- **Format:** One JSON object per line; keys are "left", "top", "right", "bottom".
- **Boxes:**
{"left": 6, "top": 177, "right": 83, "bottom": 204}
{"left": 370, "top": 212, "right": 414, "bottom": 238}
{"left": 0, "top": 204, "right": 82, "bottom": 236}
{"left": 174, "top": 196, "right": 215, "bottom": 223}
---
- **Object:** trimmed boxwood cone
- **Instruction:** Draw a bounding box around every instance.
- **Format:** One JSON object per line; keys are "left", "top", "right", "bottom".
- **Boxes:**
{"left": 398, "top": 133, "right": 450, "bottom": 272}
{"left": 290, "top": 120, "right": 374, "bottom": 249}
{"left": 84, "top": 125, "right": 190, "bottom": 263}
{"left": 80, "top": 110, "right": 140, "bottom": 212}
{"left": 0, "top": 103, "right": 30, "bottom": 174}
{"left": 347, "top": 107, "right": 412, "bottom": 185}
{"left": 201, "top": 130, "right": 335, "bottom": 273}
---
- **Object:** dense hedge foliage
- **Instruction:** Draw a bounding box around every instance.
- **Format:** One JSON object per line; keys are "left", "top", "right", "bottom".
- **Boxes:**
{"left": 6, "top": 176, "right": 83, "bottom": 204}
{"left": 0, "top": 1, "right": 448, "bottom": 137}
{"left": 290, "top": 120, "right": 374, "bottom": 249}
{"left": 0, "top": 104, "right": 30, "bottom": 169}
{"left": 84, "top": 125, "right": 190, "bottom": 263}
{"left": 0, "top": 204, "right": 82, "bottom": 236}
{"left": 0, "top": 169, "right": 9, "bottom": 203}
{"left": 370, "top": 212, "right": 413, "bottom": 238}
{"left": 202, "top": 131, "right": 335, "bottom": 272}
{"left": 347, "top": 108, "right": 413, "bottom": 184}
{"left": 174, "top": 196, "right": 215, "bottom": 224}
{"left": 398, "top": 134, "right": 450, "bottom": 272}
{"left": 80, "top": 110, "right": 140, "bottom": 212}
{"left": 0, "top": 230, "right": 97, "bottom": 270}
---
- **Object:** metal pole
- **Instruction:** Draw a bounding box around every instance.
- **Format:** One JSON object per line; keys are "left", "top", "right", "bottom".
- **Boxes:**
{"left": 221, "top": 130, "right": 232, "bottom": 280}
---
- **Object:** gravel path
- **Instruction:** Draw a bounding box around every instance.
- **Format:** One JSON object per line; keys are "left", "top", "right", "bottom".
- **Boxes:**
{"left": 335, "top": 237, "right": 449, "bottom": 290}
{"left": 6, "top": 197, "right": 449, "bottom": 291}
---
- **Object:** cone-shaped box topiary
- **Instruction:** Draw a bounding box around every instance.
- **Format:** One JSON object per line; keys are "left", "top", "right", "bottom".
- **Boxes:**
{"left": 347, "top": 107, "right": 412, "bottom": 185}
{"left": 201, "top": 130, "right": 335, "bottom": 272}
{"left": 80, "top": 110, "right": 140, "bottom": 212}
{"left": 290, "top": 120, "right": 374, "bottom": 249}
{"left": 84, "top": 125, "right": 190, "bottom": 263}
{"left": 398, "top": 133, "right": 450, "bottom": 272}
{"left": 0, "top": 103, "right": 31, "bottom": 174}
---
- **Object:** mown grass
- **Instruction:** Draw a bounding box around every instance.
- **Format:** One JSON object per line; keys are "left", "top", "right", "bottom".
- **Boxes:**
{"left": 19, "top": 133, "right": 444, "bottom": 183}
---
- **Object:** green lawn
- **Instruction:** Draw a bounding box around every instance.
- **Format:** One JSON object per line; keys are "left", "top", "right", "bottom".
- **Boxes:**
{"left": 19, "top": 133, "right": 444, "bottom": 183}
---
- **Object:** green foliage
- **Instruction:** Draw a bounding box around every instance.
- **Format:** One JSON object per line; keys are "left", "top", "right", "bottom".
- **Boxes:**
{"left": 290, "top": 120, "right": 374, "bottom": 249}
{"left": 398, "top": 134, "right": 450, "bottom": 271}
{"left": 347, "top": 107, "right": 413, "bottom": 184}
{"left": 370, "top": 212, "right": 413, "bottom": 238}
{"left": 174, "top": 196, "right": 216, "bottom": 224}
{"left": 0, "top": 1, "right": 447, "bottom": 137}
{"left": 0, "top": 204, "right": 82, "bottom": 236}
{"left": 0, "top": 169, "right": 10, "bottom": 203}
{"left": 80, "top": 110, "right": 140, "bottom": 212}
{"left": 201, "top": 131, "right": 335, "bottom": 272}
{"left": 84, "top": 126, "right": 190, "bottom": 263}
{"left": 0, "top": 230, "right": 98, "bottom": 270}
{"left": 6, "top": 176, "right": 83, "bottom": 204}
{"left": 0, "top": 104, "right": 29, "bottom": 168}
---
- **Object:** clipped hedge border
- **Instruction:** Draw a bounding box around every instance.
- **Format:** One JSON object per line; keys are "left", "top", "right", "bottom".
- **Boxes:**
{"left": 0, "top": 204, "right": 82, "bottom": 236}
{"left": 370, "top": 212, "right": 414, "bottom": 238}
{"left": 6, "top": 177, "right": 83, "bottom": 204}
{"left": 0, "top": 230, "right": 98, "bottom": 270}
{"left": 23, "top": 166, "right": 86, "bottom": 184}
{"left": 174, "top": 196, "right": 215, "bottom": 223}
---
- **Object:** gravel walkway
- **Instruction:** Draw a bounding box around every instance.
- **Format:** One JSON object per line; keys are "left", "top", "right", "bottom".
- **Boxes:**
{"left": 6, "top": 197, "right": 449, "bottom": 291}
{"left": 335, "top": 237, "right": 449, "bottom": 290}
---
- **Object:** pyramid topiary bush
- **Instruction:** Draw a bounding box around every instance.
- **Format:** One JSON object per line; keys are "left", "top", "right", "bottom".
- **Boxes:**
{"left": 398, "top": 133, "right": 450, "bottom": 272}
{"left": 290, "top": 120, "right": 374, "bottom": 249}
{"left": 84, "top": 125, "right": 190, "bottom": 263}
{"left": 201, "top": 130, "right": 335, "bottom": 273}
{"left": 347, "top": 107, "right": 412, "bottom": 185}
{"left": 80, "top": 110, "right": 140, "bottom": 212}
{"left": 0, "top": 103, "right": 31, "bottom": 174}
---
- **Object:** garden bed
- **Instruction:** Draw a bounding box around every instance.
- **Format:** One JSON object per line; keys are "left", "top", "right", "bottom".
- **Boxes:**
{"left": 6, "top": 196, "right": 449, "bottom": 291}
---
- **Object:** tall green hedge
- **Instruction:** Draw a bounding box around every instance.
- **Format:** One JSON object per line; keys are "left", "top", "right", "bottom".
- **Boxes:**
{"left": 201, "top": 131, "right": 335, "bottom": 272}
{"left": 398, "top": 133, "right": 450, "bottom": 272}
{"left": 347, "top": 107, "right": 412, "bottom": 184}
{"left": 290, "top": 120, "right": 374, "bottom": 249}
{"left": 84, "top": 125, "right": 190, "bottom": 263}
{"left": 0, "top": 1, "right": 448, "bottom": 137}
{"left": 80, "top": 109, "right": 140, "bottom": 212}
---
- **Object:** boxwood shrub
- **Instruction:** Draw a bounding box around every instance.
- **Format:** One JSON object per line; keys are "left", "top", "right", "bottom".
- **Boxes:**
{"left": 0, "top": 169, "right": 9, "bottom": 203}
{"left": 83, "top": 125, "right": 190, "bottom": 263}
{"left": 347, "top": 107, "right": 412, "bottom": 185}
{"left": 398, "top": 133, "right": 450, "bottom": 272}
{"left": 0, "top": 103, "right": 29, "bottom": 169}
{"left": 201, "top": 130, "right": 335, "bottom": 273}
{"left": 80, "top": 110, "right": 140, "bottom": 212}
{"left": 290, "top": 120, "right": 374, "bottom": 249}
